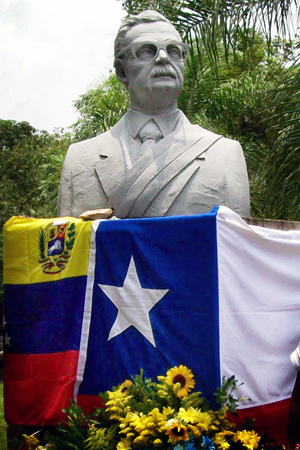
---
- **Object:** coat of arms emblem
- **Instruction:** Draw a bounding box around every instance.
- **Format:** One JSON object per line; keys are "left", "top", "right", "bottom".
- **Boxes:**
{"left": 38, "top": 221, "right": 76, "bottom": 274}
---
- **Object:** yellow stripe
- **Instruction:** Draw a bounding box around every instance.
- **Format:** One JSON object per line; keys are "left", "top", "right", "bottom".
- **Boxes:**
{"left": 3, "top": 216, "right": 93, "bottom": 284}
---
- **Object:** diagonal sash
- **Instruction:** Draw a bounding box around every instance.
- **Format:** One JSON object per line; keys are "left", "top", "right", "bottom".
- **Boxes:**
{"left": 110, "top": 125, "right": 222, "bottom": 218}
{"left": 128, "top": 132, "right": 223, "bottom": 218}
{"left": 131, "top": 161, "right": 200, "bottom": 217}
{"left": 108, "top": 127, "right": 186, "bottom": 212}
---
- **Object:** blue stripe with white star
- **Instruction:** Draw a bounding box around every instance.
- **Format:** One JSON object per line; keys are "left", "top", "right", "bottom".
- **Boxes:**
{"left": 78, "top": 208, "right": 220, "bottom": 403}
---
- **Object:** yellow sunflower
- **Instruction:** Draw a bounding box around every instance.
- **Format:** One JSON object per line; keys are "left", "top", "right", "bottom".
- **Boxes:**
{"left": 117, "top": 440, "right": 132, "bottom": 450}
{"left": 214, "top": 431, "right": 235, "bottom": 450}
{"left": 166, "top": 420, "right": 189, "bottom": 443}
{"left": 234, "top": 430, "right": 260, "bottom": 450}
{"left": 178, "top": 407, "right": 200, "bottom": 424}
{"left": 119, "top": 380, "right": 133, "bottom": 394}
{"left": 166, "top": 365, "right": 195, "bottom": 397}
{"left": 187, "top": 424, "right": 202, "bottom": 438}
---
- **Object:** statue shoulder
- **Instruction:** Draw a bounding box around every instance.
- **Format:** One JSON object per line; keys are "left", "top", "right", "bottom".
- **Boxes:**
{"left": 189, "top": 123, "right": 243, "bottom": 153}
{"left": 217, "top": 133, "right": 244, "bottom": 155}
{"left": 67, "top": 132, "right": 108, "bottom": 154}
{"left": 65, "top": 116, "right": 126, "bottom": 164}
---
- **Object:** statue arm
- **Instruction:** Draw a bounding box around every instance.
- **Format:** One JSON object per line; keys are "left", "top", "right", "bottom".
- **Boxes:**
{"left": 223, "top": 139, "right": 250, "bottom": 217}
{"left": 57, "top": 145, "right": 74, "bottom": 217}
{"left": 57, "top": 135, "right": 112, "bottom": 218}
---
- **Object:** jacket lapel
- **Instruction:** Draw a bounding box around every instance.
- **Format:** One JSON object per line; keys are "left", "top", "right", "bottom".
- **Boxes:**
{"left": 94, "top": 118, "right": 130, "bottom": 200}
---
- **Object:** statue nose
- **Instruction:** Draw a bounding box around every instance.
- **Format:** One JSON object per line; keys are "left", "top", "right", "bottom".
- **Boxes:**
{"left": 155, "top": 48, "right": 169, "bottom": 63}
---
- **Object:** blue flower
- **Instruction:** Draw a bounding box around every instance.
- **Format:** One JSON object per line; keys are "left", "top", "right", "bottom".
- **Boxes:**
{"left": 201, "top": 436, "right": 215, "bottom": 450}
{"left": 174, "top": 437, "right": 197, "bottom": 450}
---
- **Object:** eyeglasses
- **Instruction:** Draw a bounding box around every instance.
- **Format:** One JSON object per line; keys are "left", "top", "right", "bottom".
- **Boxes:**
{"left": 118, "top": 41, "right": 190, "bottom": 62}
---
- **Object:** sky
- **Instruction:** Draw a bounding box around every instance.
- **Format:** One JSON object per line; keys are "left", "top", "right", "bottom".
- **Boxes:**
{"left": 0, "top": 0, "right": 125, "bottom": 132}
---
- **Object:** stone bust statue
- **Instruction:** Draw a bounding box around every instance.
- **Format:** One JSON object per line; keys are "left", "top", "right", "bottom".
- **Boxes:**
{"left": 57, "top": 10, "right": 250, "bottom": 218}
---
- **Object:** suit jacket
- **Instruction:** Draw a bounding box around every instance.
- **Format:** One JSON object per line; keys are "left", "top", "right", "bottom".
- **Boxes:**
{"left": 57, "top": 111, "right": 250, "bottom": 218}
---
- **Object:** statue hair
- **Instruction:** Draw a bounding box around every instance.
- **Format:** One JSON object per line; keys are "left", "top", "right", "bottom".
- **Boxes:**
{"left": 114, "top": 10, "right": 173, "bottom": 66}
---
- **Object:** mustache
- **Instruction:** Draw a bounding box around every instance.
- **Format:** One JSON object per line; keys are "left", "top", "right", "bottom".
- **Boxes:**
{"left": 151, "top": 66, "right": 177, "bottom": 78}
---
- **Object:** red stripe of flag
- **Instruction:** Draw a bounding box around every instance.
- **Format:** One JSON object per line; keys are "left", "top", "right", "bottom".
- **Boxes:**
{"left": 228, "top": 399, "right": 291, "bottom": 445}
{"left": 4, "top": 351, "right": 79, "bottom": 425}
{"left": 77, "top": 395, "right": 104, "bottom": 414}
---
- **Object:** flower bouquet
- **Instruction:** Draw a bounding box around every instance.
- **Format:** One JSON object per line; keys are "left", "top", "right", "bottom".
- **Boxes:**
{"left": 23, "top": 365, "right": 285, "bottom": 450}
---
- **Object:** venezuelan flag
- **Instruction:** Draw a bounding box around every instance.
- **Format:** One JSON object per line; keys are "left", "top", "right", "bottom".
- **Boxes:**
{"left": 3, "top": 215, "right": 93, "bottom": 425}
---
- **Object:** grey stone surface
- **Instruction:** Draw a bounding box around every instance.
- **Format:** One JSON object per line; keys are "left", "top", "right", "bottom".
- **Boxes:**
{"left": 58, "top": 11, "right": 250, "bottom": 218}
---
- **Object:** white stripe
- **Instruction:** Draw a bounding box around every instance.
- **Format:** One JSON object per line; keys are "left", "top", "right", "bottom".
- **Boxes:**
{"left": 217, "top": 206, "right": 300, "bottom": 408}
{"left": 73, "top": 220, "right": 101, "bottom": 401}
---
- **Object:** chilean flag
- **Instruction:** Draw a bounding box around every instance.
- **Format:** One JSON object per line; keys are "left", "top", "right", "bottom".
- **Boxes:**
{"left": 3, "top": 206, "right": 300, "bottom": 444}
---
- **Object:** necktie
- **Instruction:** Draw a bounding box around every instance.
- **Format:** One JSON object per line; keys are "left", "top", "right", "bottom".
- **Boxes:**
{"left": 139, "top": 119, "right": 163, "bottom": 154}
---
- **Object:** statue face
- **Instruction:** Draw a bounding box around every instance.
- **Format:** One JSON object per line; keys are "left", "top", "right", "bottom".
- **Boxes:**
{"left": 119, "top": 21, "right": 186, "bottom": 113}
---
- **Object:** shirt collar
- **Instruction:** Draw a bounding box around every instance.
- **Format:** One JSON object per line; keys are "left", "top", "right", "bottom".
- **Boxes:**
{"left": 126, "top": 109, "right": 181, "bottom": 139}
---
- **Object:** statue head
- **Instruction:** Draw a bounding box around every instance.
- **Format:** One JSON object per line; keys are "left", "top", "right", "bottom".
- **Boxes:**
{"left": 114, "top": 10, "right": 189, "bottom": 114}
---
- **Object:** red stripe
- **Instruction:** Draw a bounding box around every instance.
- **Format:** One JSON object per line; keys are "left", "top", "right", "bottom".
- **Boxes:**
{"left": 77, "top": 395, "right": 104, "bottom": 414}
{"left": 4, "top": 351, "right": 79, "bottom": 425}
{"left": 228, "top": 398, "right": 291, "bottom": 445}
{"left": 3, "top": 351, "right": 291, "bottom": 443}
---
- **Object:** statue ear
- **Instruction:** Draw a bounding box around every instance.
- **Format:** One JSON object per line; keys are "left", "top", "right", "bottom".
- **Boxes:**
{"left": 115, "top": 59, "right": 127, "bottom": 85}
